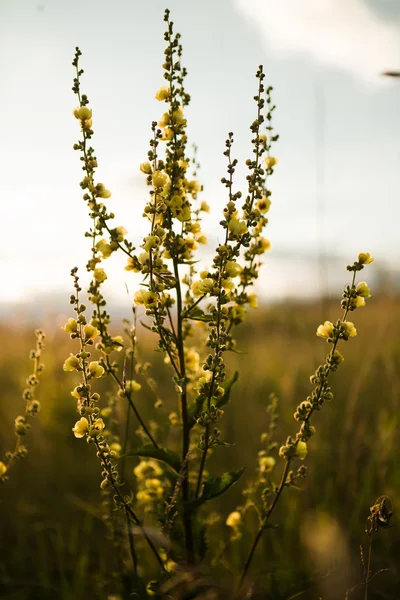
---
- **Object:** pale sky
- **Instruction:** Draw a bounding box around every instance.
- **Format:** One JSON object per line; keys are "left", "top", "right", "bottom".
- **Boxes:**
{"left": 1, "top": 0, "right": 400, "bottom": 307}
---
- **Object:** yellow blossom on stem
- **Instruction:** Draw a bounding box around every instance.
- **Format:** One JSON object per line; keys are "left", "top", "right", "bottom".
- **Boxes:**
{"left": 191, "top": 278, "right": 214, "bottom": 297}
{"left": 259, "top": 456, "right": 276, "bottom": 472}
{"left": 228, "top": 218, "right": 248, "bottom": 236}
{"left": 96, "top": 183, "right": 111, "bottom": 199}
{"left": 72, "top": 417, "right": 89, "bottom": 438}
{"left": 200, "top": 201, "right": 210, "bottom": 213}
{"left": 264, "top": 156, "right": 278, "bottom": 169}
{"left": 152, "top": 171, "right": 170, "bottom": 188}
{"left": 140, "top": 161, "right": 153, "bottom": 174}
{"left": 73, "top": 106, "right": 92, "bottom": 121}
{"left": 96, "top": 239, "right": 113, "bottom": 259}
{"left": 62, "top": 318, "right": 78, "bottom": 334}
{"left": 0, "top": 461, "right": 7, "bottom": 477}
{"left": 84, "top": 324, "right": 99, "bottom": 340}
{"left": 257, "top": 237, "right": 271, "bottom": 253}
{"left": 155, "top": 86, "right": 171, "bottom": 101}
{"left": 358, "top": 252, "right": 374, "bottom": 265}
{"left": 350, "top": 296, "right": 365, "bottom": 309}
{"left": 294, "top": 441, "right": 308, "bottom": 460}
{"left": 247, "top": 293, "right": 258, "bottom": 308}
{"left": 89, "top": 418, "right": 105, "bottom": 437}
{"left": 226, "top": 511, "right": 242, "bottom": 528}
{"left": 316, "top": 321, "right": 334, "bottom": 339}
{"left": 93, "top": 268, "right": 107, "bottom": 283}
{"left": 256, "top": 196, "right": 271, "bottom": 214}
{"left": 63, "top": 354, "right": 80, "bottom": 371}
{"left": 88, "top": 361, "right": 104, "bottom": 378}
{"left": 342, "top": 321, "right": 357, "bottom": 339}
{"left": 126, "top": 380, "right": 142, "bottom": 393}
{"left": 71, "top": 386, "right": 83, "bottom": 399}
{"left": 225, "top": 260, "right": 242, "bottom": 278}
{"left": 356, "top": 281, "right": 371, "bottom": 298}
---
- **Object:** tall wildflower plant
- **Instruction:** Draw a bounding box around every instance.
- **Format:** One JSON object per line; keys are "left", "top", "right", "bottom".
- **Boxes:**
{"left": 63, "top": 9, "right": 375, "bottom": 598}
{"left": 0, "top": 329, "right": 45, "bottom": 483}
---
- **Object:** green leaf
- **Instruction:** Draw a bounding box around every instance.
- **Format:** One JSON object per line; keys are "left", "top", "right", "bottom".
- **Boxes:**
{"left": 140, "top": 320, "right": 153, "bottom": 332}
{"left": 122, "top": 445, "right": 181, "bottom": 474}
{"left": 188, "top": 467, "right": 245, "bottom": 510}
{"left": 187, "top": 307, "right": 212, "bottom": 322}
{"left": 216, "top": 371, "right": 239, "bottom": 409}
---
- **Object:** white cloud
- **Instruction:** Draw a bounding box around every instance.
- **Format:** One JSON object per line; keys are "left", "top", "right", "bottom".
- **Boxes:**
{"left": 234, "top": 0, "right": 400, "bottom": 81}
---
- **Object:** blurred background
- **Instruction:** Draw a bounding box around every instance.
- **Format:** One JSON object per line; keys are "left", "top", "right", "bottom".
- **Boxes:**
{"left": 1, "top": 0, "right": 400, "bottom": 598}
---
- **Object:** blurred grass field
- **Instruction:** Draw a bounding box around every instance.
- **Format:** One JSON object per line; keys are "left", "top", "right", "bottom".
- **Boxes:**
{"left": 1, "top": 293, "right": 399, "bottom": 599}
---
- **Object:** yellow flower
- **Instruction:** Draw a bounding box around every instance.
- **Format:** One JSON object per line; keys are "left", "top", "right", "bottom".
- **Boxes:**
{"left": 134, "top": 289, "right": 145, "bottom": 305}
{"left": 316, "top": 321, "right": 334, "bottom": 339}
{"left": 225, "top": 260, "right": 242, "bottom": 278}
{"left": 96, "top": 183, "right": 112, "bottom": 199}
{"left": 264, "top": 156, "right": 278, "bottom": 169}
{"left": 175, "top": 205, "right": 191, "bottom": 222}
{"left": 356, "top": 281, "right": 371, "bottom": 298}
{"left": 93, "top": 268, "right": 107, "bottom": 283}
{"left": 191, "top": 277, "right": 214, "bottom": 297}
{"left": 89, "top": 418, "right": 105, "bottom": 437}
{"left": 96, "top": 239, "right": 113, "bottom": 259}
{"left": 88, "top": 361, "right": 104, "bottom": 378}
{"left": 155, "top": 86, "right": 171, "bottom": 101}
{"left": 172, "top": 107, "right": 185, "bottom": 125}
{"left": 125, "top": 257, "right": 140, "bottom": 272}
{"left": 63, "top": 354, "right": 80, "bottom": 371}
{"left": 111, "top": 336, "right": 124, "bottom": 351}
{"left": 230, "top": 304, "right": 246, "bottom": 321}
{"left": 110, "top": 442, "right": 122, "bottom": 457}
{"left": 140, "top": 161, "right": 153, "bottom": 174}
{"left": 160, "top": 127, "right": 174, "bottom": 141}
{"left": 71, "top": 386, "right": 83, "bottom": 399}
{"left": 256, "top": 237, "right": 271, "bottom": 254}
{"left": 187, "top": 179, "right": 201, "bottom": 193}
{"left": 197, "top": 234, "right": 207, "bottom": 244}
{"left": 0, "top": 461, "right": 7, "bottom": 477}
{"left": 342, "top": 321, "right": 357, "bottom": 339}
{"left": 247, "top": 293, "right": 258, "bottom": 308}
{"left": 142, "top": 291, "right": 158, "bottom": 309}
{"left": 152, "top": 170, "right": 170, "bottom": 188}
{"left": 350, "top": 295, "right": 365, "bottom": 309}
{"left": 72, "top": 417, "right": 89, "bottom": 438}
{"left": 358, "top": 252, "right": 374, "bottom": 265}
{"left": 256, "top": 196, "right": 271, "bottom": 213}
{"left": 126, "top": 380, "right": 142, "bottom": 393}
{"left": 134, "top": 459, "right": 163, "bottom": 479}
{"left": 294, "top": 441, "right": 307, "bottom": 460}
{"left": 100, "top": 406, "right": 112, "bottom": 418}
{"left": 185, "top": 349, "right": 200, "bottom": 372}
{"left": 226, "top": 511, "right": 241, "bottom": 528}
{"left": 228, "top": 218, "right": 248, "bottom": 236}
{"left": 158, "top": 112, "right": 170, "bottom": 128}
{"left": 62, "top": 318, "right": 78, "bottom": 333}
{"left": 200, "top": 201, "right": 210, "bottom": 213}
{"left": 259, "top": 456, "right": 276, "bottom": 472}
{"left": 73, "top": 106, "right": 92, "bottom": 121}
{"left": 331, "top": 350, "right": 344, "bottom": 366}
{"left": 222, "top": 278, "right": 235, "bottom": 291}
{"left": 83, "top": 324, "right": 99, "bottom": 340}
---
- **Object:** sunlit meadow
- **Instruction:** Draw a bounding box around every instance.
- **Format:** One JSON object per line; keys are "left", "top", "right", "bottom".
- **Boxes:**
{"left": 1, "top": 7, "right": 399, "bottom": 600}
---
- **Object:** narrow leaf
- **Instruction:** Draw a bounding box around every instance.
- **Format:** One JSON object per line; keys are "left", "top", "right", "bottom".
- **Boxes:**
{"left": 188, "top": 466, "right": 245, "bottom": 510}
{"left": 216, "top": 371, "right": 239, "bottom": 409}
{"left": 123, "top": 445, "right": 181, "bottom": 474}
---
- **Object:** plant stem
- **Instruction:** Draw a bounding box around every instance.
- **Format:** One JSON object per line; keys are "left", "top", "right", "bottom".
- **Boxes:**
{"left": 364, "top": 536, "right": 373, "bottom": 600}
{"left": 238, "top": 461, "right": 290, "bottom": 592}
{"left": 173, "top": 256, "right": 195, "bottom": 564}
